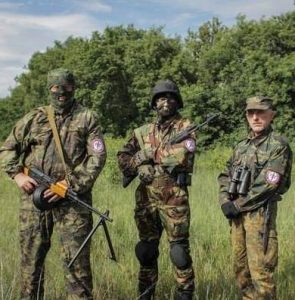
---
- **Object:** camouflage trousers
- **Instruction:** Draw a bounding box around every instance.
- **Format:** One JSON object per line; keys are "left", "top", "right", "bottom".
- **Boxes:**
{"left": 134, "top": 177, "right": 195, "bottom": 298}
{"left": 19, "top": 192, "right": 93, "bottom": 300}
{"left": 231, "top": 202, "right": 278, "bottom": 300}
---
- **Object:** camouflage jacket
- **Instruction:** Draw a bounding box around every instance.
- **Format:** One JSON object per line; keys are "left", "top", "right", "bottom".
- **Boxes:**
{"left": 117, "top": 113, "right": 196, "bottom": 179}
{"left": 218, "top": 127, "right": 292, "bottom": 212}
{"left": 0, "top": 101, "right": 106, "bottom": 194}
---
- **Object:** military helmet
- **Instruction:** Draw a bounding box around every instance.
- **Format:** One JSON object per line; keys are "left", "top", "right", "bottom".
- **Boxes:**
{"left": 47, "top": 68, "right": 75, "bottom": 89}
{"left": 151, "top": 79, "right": 183, "bottom": 109}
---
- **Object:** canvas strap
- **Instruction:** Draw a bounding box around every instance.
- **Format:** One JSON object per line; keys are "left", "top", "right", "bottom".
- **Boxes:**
{"left": 45, "top": 105, "right": 70, "bottom": 182}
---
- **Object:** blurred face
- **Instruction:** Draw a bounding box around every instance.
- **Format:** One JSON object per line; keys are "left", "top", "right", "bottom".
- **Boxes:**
{"left": 50, "top": 84, "right": 74, "bottom": 102}
{"left": 246, "top": 109, "right": 275, "bottom": 136}
{"left": 155, "top": 93, "right": 178, "bottom": 117}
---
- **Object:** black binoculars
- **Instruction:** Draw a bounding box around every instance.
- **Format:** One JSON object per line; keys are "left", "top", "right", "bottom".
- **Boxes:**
{"left": 228, "top": 165, "right": 251, "bottom": 197}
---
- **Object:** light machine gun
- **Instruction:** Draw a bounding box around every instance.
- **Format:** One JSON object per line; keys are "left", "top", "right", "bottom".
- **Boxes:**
{"left": 24, "top": 167, "right": 117, "bottom": 267}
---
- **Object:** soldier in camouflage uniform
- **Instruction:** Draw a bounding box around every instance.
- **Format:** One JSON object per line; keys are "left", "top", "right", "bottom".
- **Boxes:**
{"left": 117, "top": 80, "right": 196, "bottom": 300}
{"left": 218, "top": 96, "right": 292, "bottom": 300}
{"left": 0, "top": 68, "right": 106, "bottom": 299}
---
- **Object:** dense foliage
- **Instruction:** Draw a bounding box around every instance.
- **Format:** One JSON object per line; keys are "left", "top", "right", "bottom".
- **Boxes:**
{"left": 0, "top": 12, "right": 294, "bottom": 147}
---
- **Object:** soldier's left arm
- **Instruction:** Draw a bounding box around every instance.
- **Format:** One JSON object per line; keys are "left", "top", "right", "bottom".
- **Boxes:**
{"left": 237, "top": 143, "right": 292, "bottom": 208}
{"left": 68, "top": 112, "right": 107, "bottom": 194}
{"left": 155, "top": 136, "right": 196, "bottom": 169}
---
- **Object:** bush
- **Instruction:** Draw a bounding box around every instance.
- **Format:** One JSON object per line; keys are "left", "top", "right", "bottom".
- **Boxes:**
{"left": 196, "top": 145, "right": 232, "bottom": 171}
{"left": 101, "top": 137, "right": 126, "bottom": 184}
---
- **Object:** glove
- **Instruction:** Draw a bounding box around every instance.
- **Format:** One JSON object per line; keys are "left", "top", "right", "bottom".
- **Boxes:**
{"left": 133, "top": 148, "right": 154, "bottom": 167}
{"left": 138, "top": 164, "right": 155, "bottom": 184}
{"left": 221, "top": 201, "right": 240, "bottom": 219}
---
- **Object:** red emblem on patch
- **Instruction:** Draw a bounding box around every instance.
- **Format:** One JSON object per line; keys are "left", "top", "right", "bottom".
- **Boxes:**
{"left": 184, "top": 138, "right": 196, "bottom": 152}
{"left": 265, "top": 170, "right": 281, "bottom": 185}
{"left": 92, "top": 139, "right": 104, "bottom": 153}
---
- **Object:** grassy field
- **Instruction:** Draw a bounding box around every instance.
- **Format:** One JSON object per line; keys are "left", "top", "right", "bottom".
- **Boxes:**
{"left": 0, "top": 156, "right": 295, "bottom": 299}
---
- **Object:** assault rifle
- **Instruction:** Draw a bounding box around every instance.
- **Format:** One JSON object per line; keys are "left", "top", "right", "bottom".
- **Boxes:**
{"left": 24, "top": 167, "right": 117, "bottom": 266}
{"left": 122, "top": 113, "right": 221, "bottom": 188}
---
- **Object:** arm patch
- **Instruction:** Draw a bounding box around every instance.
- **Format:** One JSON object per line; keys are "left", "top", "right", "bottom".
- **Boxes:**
{"left": 184, "top": 138, "right": 196, "bottom": 152}
{"left": 265, "top": 170, "right": 281, "bottom": 185}
{"left": 92, "top": 139, "right": 104, "bottom": 153}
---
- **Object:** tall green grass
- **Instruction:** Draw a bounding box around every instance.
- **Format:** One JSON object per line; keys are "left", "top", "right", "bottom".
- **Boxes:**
{"left": 0, "top": 140, "right": 294, "bottom": 299}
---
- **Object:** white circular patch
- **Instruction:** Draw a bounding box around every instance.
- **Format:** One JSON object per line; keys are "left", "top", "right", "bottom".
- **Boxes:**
{"left": 92, "top": 139, "right": 104, "bottom": 153}
{"left": 265, "top": 170, "right": 280, "bottom": 185}
{"left": 184, "top": 138, "right": 196, "bottom": 152}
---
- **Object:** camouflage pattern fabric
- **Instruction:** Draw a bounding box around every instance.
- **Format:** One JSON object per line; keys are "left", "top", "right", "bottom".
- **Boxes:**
{"left": 47, "top": 68, "right": 75, "bottom": 89}
{"left": 231, "top": 203, "right": 278, "bottom": 300}
{"left": 134, "top": 180, "right": 194, "bottom": 295}
{"left": 118, "top": 113, "right": 195, "bottom": 177}
{"left": 218, "top": 127, "right": 292, "bottom": 299}
{"left": 218, "top": 127, "right": 292, "bottom": 211}
{"left": 19, "top": 193, "right": 93, "bottom": 300}
{"left": 118, "top": 113, "right": 196, "bottom": 298}
{"left": 0, "top": 101, "right": 106, "bottom": 299}
{"left": 0, "top": 101, "right": 106, "bottom": 194}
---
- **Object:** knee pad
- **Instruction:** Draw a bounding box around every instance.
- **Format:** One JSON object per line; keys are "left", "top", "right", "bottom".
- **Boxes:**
{"left": 135, "top": 240, "right": 159, "bottom": 267}
{"left": 170, "top": 241, "right": 192, "bottom": 270}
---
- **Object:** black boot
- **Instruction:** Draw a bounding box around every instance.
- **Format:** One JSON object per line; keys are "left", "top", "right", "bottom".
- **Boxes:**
{"left": 138, "top": 281, "right": 156, "bottom": 300}
{"left": 174, "top": 289, "right": 193, "bottom": 300}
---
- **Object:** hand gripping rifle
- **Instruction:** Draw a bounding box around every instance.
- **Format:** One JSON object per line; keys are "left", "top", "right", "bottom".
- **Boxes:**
{"left": 122, "top": 113, "right": 221, "bottom": 188}
{"left": 24, "top": 167, "right": 117, "bottom": 266}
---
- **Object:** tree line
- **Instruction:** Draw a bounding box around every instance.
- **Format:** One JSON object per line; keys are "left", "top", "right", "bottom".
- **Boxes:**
{"left": 0, "top": 12, "right": 294, "bottom": 148}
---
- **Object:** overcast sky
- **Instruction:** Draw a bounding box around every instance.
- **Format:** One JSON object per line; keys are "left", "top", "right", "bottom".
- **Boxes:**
{"left": 0, "top": 0, "right": 294, "bottom": 98}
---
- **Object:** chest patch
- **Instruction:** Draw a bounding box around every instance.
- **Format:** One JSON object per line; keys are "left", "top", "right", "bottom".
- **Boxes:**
{"left": 265, "top": 170, "right": 281, "bottom": 185}
{"left": 184, "top": 138, "right": 196, "bottom": 152}
{"left": 92, "top": 139, "right": 104, "bottom": 153}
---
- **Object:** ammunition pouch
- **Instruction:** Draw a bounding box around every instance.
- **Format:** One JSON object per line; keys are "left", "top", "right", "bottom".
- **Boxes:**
{"left": 151, "top": 169, "right": 191, "bottom": 188}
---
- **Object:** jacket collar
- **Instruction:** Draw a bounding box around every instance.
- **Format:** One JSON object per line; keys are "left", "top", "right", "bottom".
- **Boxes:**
{"left": 246, "top": 126, "right": 272, "bottom": 147}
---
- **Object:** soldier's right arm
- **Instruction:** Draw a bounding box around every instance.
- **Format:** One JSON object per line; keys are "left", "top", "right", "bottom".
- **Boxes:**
{"left": 117, "top": 133, "right": 141, "bottom": 177}
{"left": 217, "top": 152, "right": 243, "bottom": 219}
{"left": 217, "top": 154, "right": 235, "bottom": 206}
{"left": 0, "top": 110, "right": 37, "bottom": 178}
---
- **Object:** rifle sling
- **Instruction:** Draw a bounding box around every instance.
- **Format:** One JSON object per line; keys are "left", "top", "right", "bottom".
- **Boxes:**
{"left": 45, "top": 105, "right": 70, "bottom": 182}
{"left": 134, "top": 127, "right": 145, "bottom": 150}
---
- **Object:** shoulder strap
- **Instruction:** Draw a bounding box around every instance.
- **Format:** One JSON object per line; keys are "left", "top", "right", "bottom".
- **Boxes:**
{"left": 45, "top": 106, "right": 70, "bottom": 181}
{"left": 134, "top": 127, "right": 145, "bottom": 149}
